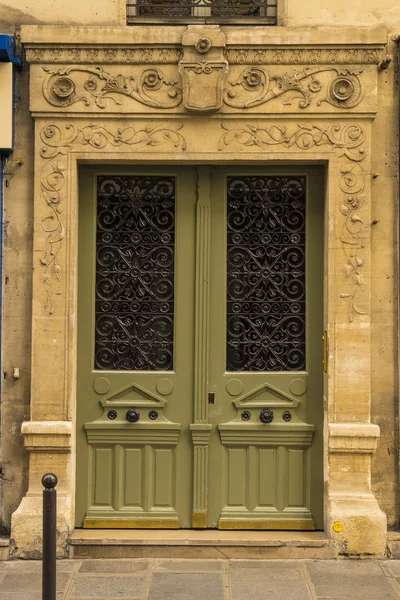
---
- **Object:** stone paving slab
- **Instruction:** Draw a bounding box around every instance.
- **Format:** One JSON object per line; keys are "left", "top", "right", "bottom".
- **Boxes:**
{"left": 154, "top": 559, "right": 226, "bottom": 572}
{"left": 148, "top": 573, "right": 225, "bottom": 600}
{"left": 70, "top": 575, "right": 146, "bottom": 598}
{"left": 78, "top": 559, "right": 150, "bottom": 574}
{"left": 0, "top": 559, "right": 398, "bottom": 599}
{"left": 307, "top": 560, "right": 399, "bottom": 599}
{"left": 231, "top": 562, "right": 312, "bottom": 600}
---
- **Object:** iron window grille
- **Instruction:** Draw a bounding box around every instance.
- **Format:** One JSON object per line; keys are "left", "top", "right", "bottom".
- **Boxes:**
{"left": 127, "top": 0, "right": 277, "bottom": 24}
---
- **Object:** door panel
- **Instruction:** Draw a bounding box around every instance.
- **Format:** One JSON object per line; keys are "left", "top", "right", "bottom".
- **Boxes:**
{"left": 76, "top": 167, "right": 197, "bottom": 528}
{"left": 208, "top": 168, "right": 324, "bottom": 530}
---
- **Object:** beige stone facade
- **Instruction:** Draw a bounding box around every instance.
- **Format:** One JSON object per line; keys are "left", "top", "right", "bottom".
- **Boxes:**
{"left": 0, "top": 0, "right": 399, "bottom": 559}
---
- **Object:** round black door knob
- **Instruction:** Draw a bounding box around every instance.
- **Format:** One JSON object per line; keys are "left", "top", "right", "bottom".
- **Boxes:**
{"left": 260, "top": 408, "right": 274, "bottom": 424}
{"left": 126, "top": 409, "right": 140, "bottom": 423}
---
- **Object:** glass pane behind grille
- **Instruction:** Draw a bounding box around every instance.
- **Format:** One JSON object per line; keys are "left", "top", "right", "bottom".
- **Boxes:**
{"left": 226, "top": 176, "right": 306, "bottom": 372}
{"left": 95, "top": 175, "right": 175, "bottom": 371}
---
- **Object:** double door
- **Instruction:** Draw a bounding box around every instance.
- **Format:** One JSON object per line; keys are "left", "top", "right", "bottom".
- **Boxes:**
{"left": 76, "top": 165, "right": 323, "bottom": 530}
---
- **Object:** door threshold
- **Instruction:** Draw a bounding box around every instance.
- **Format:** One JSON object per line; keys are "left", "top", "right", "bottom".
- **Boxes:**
{"left": 70, "top": 530, "right": 332, "bottom": 559}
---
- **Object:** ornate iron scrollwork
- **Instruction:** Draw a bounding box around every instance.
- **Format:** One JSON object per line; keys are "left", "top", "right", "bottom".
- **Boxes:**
{"left": 95, "top": 175, "right": 175, "bottom": 371}
{"left": 226, "top": 176, "right": 306, "bottom": 372}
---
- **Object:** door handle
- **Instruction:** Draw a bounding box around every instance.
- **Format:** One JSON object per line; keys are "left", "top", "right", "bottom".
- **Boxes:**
{"left": 260, "top": 408, "right": 274, "bottom": 424}
{"left": 126, "top": 408, "right": 140, "bottom": 423}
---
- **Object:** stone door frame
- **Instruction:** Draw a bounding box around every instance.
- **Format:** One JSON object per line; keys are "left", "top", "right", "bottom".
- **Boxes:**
{"left": 11, "top": 23, "right": 388, "bottom": 558}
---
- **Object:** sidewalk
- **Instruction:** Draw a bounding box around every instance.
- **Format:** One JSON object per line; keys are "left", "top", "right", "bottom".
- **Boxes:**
{"left": 0, "top": 558, "right": 400, "bottom": 599}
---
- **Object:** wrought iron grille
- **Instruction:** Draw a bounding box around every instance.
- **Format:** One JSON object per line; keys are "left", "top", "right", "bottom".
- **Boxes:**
{"left": 95, "top": 175, "right": 175, "bottom": 371}
{"left": 226, "top": 176, "right": 306, "bottom": 372}
{"left": 127, "top": 0, "right": 277, "bottom": 21}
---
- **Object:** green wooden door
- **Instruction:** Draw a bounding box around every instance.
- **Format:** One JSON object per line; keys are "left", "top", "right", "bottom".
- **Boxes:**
{"left": 76, "top": 165, "right": 324, "bottom": 530}
{"left": 207, "top": 167, "right": 324, "bottom": 530}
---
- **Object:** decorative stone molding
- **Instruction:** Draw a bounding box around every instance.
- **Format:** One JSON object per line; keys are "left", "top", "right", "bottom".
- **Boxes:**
{"left": 22, "top": 421, "right": 72, "bottom": 453}
{"left": 25, "top": 46, "right": 383, "bottom": 66}
{"left": 225, "top": 47, "right": 383, "bottom": 66}
{"left": 26, "top": 47, "right": 183, "bottom": 65}
{"left": 329, "top": 423, "right": 380, "bottom": 454}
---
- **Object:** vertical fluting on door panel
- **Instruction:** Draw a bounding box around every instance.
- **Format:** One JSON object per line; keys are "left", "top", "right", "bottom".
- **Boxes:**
{"left": 191, "top": 167, "right": 212, "bottom": 528}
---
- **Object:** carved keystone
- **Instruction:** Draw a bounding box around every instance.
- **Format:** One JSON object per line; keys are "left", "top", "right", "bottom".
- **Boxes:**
{"left": 179, "top": 26, "right": 228, "bottom": 113}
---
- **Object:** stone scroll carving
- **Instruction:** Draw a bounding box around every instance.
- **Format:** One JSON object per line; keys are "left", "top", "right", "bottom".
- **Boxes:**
{"left": 219, "top": 123, "right": 368, "bottom": 321}
{"left": 41, "top": 63, "right": 365, "bottom": 113}
{"left": 42, "top": 64, "right": 364, "bottom": 113}
{"left": 39, "top": 122, "right": 187, "bottom": 314}
{"left": 43, "top": 66, "right": 183, "bottom": 109}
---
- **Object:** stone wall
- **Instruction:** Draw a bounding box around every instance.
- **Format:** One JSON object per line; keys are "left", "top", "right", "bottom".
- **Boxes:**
{"left": 0, "top": 0, "right": 398, "bottom": 546}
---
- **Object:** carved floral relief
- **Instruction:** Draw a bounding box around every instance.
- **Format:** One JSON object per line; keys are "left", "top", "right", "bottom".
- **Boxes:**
{"left": 39, "top": 122, "right": 187, "bottom": 313}
{"left": 218, "top": 123, "right": 368, "bottom": 321}
{"left": 224, "top": 66, "right": 364, "bottom": 110}
{"left": 43, "top": 66, "right": 182, "bottom": 109}
{"left": 40, "top": 160, "right": 66, "bottom": 314}
{"left": 42, "top": 63, "right": 365, "bottom": 113}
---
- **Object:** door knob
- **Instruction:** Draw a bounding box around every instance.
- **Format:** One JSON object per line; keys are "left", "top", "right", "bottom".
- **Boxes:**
{"left": 260, "top": 408, "right": 274, "bottom": 424}
{"left": 126, "top": 409, "right": 140, "bottom": 423}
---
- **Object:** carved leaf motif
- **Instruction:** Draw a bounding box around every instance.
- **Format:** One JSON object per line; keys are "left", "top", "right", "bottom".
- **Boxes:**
{"left": 344, "top": 264, "right": 353, "bottom": 277}
{"left": 340, "top": 204, "right": 350, "bottom": 216}
{"left": 351, "top": 213, "right": 363, "bottom": 224}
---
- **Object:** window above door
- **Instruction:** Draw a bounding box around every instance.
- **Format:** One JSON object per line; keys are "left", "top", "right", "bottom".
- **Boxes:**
{"left": 126, "top": 0, "right": 277, "bottom": 25}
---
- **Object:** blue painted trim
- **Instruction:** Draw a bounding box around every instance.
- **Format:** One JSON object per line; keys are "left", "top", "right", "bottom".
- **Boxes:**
{"left": 0, "top": 35, "right": 20, "bottom": 65}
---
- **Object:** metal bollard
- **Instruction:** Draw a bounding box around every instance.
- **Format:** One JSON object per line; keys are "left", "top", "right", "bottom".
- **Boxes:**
{"left": 42, "top": 473, "right": 58, "bottom": 600}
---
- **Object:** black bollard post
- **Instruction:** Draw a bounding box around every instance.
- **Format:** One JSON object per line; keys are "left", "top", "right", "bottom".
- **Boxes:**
{"left": 42, "top": 473, "right": 58, "bottom": 600}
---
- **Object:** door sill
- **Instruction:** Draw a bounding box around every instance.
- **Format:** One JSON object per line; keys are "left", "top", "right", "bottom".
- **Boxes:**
{"left": 70, "top": 529, "right": 331, "bottom": 559}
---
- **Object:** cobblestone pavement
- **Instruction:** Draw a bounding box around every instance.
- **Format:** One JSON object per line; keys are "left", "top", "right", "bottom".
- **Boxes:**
{"left": 1, "top": 559, "right": 400, "bottom": 599}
